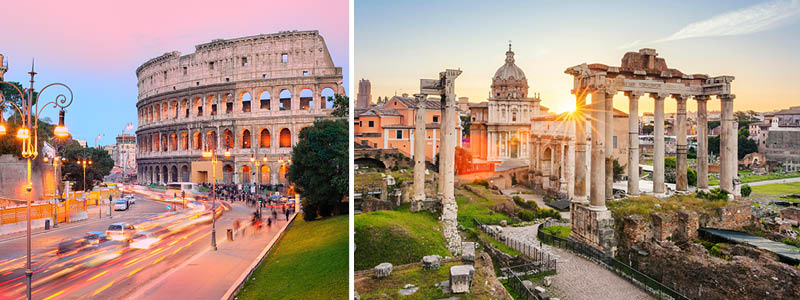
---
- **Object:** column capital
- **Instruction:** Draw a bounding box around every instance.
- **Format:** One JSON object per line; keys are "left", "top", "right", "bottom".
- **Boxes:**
{"left": 624, "top": 91, "right": 644, "bottom": 99}
{"left": 694, "top": 95, "right": 711, "bottom": 101}
{"left": 719, "top": 94, "right": 736, "bottom": 101}
{"left": 672, "top": 94, "right": 691, "bottom": 101}
{"left": 649, "top": 92, "right": 669, "bottom": 100}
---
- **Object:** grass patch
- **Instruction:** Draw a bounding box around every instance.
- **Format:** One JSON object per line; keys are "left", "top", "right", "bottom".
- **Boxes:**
{"left": 607, "top": 194, "right": 732, "bottom": 221}
{"left": 355, "top": 168, "right": 418, "bottom": 188}
{"left": 751, "top": 182, "right": 800, "bottom": 197}
{"left": 355, "top": 206, "right": 450, "bottom": 271}
{"left": 540, "top": 225, "right": 571, "bottom": 239}
{"left": 469, "top": 228, "right": 521, "bottom": 257}
{"left": 456, "top": 190, "right": 515, "bottom": 230}
{"left": 356, "top": 261, "right": 504, "bottom": 299}
{"left": 236, "top": 214, "right": 347, "bottom": 300}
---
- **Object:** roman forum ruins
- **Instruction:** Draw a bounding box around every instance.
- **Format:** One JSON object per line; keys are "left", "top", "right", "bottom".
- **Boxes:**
{"left": 564, "top": 48, "right": 738, "bottom": 251}
{"left": 411, "top": 69, "right": 464, "bottom": 253}
{"left": 135, "top": 30, "right": 344, "bottom": 186}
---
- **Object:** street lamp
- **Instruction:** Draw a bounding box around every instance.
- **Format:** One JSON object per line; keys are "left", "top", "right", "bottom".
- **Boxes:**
{"left": 202, "top": 147, "right": 230, "bottom": 251}
{"left": 250, "top": 155, "right": 268, "bottom": 217}
{"left": 43, "top": 156, "right": 65, "bottom": 227}
{"left": 0, "top": 61, "right": 75, "bottom": 300}
{"left": 77, "top": 159, "right": 95, "bottom": 218}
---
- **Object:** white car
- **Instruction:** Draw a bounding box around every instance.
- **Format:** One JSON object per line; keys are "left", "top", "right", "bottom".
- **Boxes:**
{"left": 125, "top": 195, "right": 136, "bottom": 205}
{"left": 129, "top": 231, "right": 160, "bottom": 249}
{"left": 114, "top": 199, "right": 129, "bottom": 211}
{"left": 106, "top": 223, "right": 136, "bottom": 241}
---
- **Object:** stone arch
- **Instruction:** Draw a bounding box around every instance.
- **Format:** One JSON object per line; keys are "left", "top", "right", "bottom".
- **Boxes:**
{"left": 207, "top": 95, "right": 217, "bottom": 115}
{"left": 155, "top": 104, "right": 161, "bottom": 121}
{"left": 180, "top": 132, "right": 189, "bottom": 150}
{"left": 171, "top": 100, "right": 179, "bottom": 118}
{"left": 241, "top": 91, "right": 252, "bottom": 113}
{"left": 279, "top": 89, "right": 291, "bottom": 111}
{"left": 279, "top": 128, "right": 291, "bottom": 148}
{"left": 161, "top": 134, "right": 168, "bottom": 152}
{"left": 224, "top": 93, "right": 234, "bottom": 114}
{"left": 193, "top": 97, "right": 203, "bottom": 117}
{"left": 259, "top": 90, "right": 271, "bottom": 110}
{"left": 161, "top": 166, "right": 169, "bottom": 184}
{"left": 260, "top": 129, "right": 271, "bottom": 148}
{"left": 170, "top": 132, "right": 178, "bottom": 151}
{"left": 223, "top": 164, "right": 234, "bottom": 184}
{"left": 193, "top": 131, "right": 203, "bottom": 150}
{"left": 260, "top": 165, "right": 270, "bottom": 184}
{"left": 223, "top": 129, "right": 234, "bottom": 149}
{"left": 279, "top": 164, "right": 289, "bottom": 185}
{"left": 181, "top": 165, "right": 190, "bottom": 182}
{"left": 241, "top": 129, "right": 252, "bottom": 148}
{"left": 170, "top": 165, "right": 178, "bottom": 182}
{"left": 241, "top": 165, "right": 252, "bottom": 184}
{"left": 321, "top": 87, "right": 335, "bottom": 109}
{"left": 299, "top": 88, "right": 313, "bottom": 110}
{"left": 206, "top": 130, "right": 218, "bottom": 150}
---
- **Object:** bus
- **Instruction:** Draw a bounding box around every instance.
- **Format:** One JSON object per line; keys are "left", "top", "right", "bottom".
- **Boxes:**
{"left": 165, "top": 182, "right": 195, "bottom": 198}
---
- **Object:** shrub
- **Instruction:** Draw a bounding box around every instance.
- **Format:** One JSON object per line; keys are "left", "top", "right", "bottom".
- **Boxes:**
{"left": 688, "top": 168, "right": 697, "bottom": 186}
{"left": 513, "top": 196, "right": 538, "bottom": 210}
{"left": 696, "top": 188, "right": 728, "bottom": 201}
{"left": 741, "top": 184, "right": 752, "bottom": 197}
{"left": 709, "top": 243, "right": 726, "bottom": 258}
{"left": 517, "top": 210, "right": 537, "bottom": 222}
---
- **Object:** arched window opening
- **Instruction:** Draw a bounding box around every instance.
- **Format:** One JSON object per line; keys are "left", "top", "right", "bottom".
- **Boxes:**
{"left": 279, "top": 128, "right": 291, "bottom": 148}
{"left": 260, "top": 129, "right": 271, "bottom": 148}
{"left": 242, "top": 129, "right": 251, "bottom": 148}
{"left": 300, "top": 89, "right": 313, "bottom": 110}
{"left": 260, "top": 91, "right": 271, "bottom": 110}
{"left": 322, "top": 88, "right": 335, "bottom": 109}
{"left": 279, "top": 89, "right": 291, "bottom": 111}
{"left": 241, "top": 92, "right": 251, "bottom": 112}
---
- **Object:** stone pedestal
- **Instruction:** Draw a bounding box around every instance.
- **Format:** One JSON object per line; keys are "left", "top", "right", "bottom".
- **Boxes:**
{"left": 461, "top": 242, "right": 475, "bottom": 264}
{"left": 449, "top": 265, "right": 475, "bottom": 294}
{"left": 374, "top": 263, "right": 392, "bottom": 278}
{"left": 571, "top": 203, "right": 616, "bottom": 254}
{"left": 422, "top": 255, "right": 441, "bottom": 270}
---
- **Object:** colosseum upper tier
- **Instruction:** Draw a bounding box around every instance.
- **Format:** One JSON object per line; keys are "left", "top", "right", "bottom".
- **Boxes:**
{"left": 135, "top": 30, "right": 344, "bottom": 186}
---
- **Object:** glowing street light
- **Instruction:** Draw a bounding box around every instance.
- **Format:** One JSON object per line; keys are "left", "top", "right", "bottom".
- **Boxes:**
{"left": 202, "top": 147, "right": 231, "bottom": 251}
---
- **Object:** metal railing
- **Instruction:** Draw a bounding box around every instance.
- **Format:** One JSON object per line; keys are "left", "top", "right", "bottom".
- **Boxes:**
{"left": 537, "top": 224, "right": 690, "bottom": 300}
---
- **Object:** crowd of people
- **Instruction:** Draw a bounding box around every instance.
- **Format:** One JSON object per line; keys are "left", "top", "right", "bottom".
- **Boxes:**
{"left": 198, "top": 183, "right": 295, "bottom": 233}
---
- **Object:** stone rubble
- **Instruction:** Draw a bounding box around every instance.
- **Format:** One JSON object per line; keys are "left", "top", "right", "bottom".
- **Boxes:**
{"left": 373, "top": 262, "right": 392, "bottom": 278}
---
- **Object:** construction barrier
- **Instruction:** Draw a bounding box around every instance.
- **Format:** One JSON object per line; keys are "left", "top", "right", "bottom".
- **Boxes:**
{"left": 0, "top": 186, "right": 118, "bottom": 225}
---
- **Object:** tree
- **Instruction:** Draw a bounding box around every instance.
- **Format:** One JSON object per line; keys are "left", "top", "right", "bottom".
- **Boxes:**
{"left": 641, "top": 124, "right": 654, "bottom": 135}
{"left": 460, "top": 115, "right": 471, "bottom": 136}
{"left": 612, "top": 159, "right": 625, "bottom": 181}
{"left": 330, "top": 94, "right": 349, "bottom": 118}
{"left": 287, "top": 119, "right": 348, "bottom": 221}
{"left": 738, "top": 134, "right": 758, "bottom": 160}
{"left": 62, "top": 141, "right": 114, "bottom": 191}
{"left": 708, "top": 135, "right": 720, "bottom": 156}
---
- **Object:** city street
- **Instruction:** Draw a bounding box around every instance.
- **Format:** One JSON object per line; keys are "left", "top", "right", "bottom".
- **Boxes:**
{"left": 0, "top": 194, "right": 285, "bottom": 300}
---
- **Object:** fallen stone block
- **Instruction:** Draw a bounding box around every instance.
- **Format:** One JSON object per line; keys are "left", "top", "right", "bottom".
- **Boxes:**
{"left": 422, "top": 255, "right": 441, "bottom": 270}
{"left": 449, "top": 265, "right": 475, "bottom": 294}
{"left": 462, "top": 242, "right": 475, "bottom": 263}
{"left": 374, "top": 262, "right": 392, "bottom": 278}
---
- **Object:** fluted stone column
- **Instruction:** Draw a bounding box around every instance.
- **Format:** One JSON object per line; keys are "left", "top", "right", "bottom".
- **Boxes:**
{"left": 574, "top": 92, "right": 588, "bottom": 203}
{"left": 696, "top": 95, "right": 709, "bottom": 190}
{"left": 675, "top": 94, "right": 689, "bottom": 192}
{"left": 604, "top": 90, "right": 615, "bottom": 200}
{"left": 720, "top": 95, "right": 734, "bottom": 194}
{"left": 590, "top": 91, "right": 607, "bottom": 210}
{"left": 651, "top": 93, "right": 666, "bottom": 196}
{"left": 626, "top": 92, "right": 641, "bottom": 196}
{"left": 412, "top": 94, "right": 427, "bottom": 211}
{"left": 438, "top": 96, "right": 448, "bottom": 195}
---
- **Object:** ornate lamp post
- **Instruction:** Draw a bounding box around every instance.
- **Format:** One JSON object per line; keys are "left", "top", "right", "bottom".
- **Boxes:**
{"left": 0, "top": 62, "right": 74, "bottom": 300}
{"left": 43, "top": 156, "right": 66, "bottom": 227}
{"left": 202, "top": 147, "right": 230, "bottom": 251}
{"left": 250, "top": 155, "right": 268, "bottom": 217}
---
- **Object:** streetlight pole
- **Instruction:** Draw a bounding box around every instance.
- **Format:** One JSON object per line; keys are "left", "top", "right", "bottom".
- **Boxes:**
{"left": 44, "top": 156, "right": 65, "bottom": 227}
{"left": 203, "top": 147, "right": 230, "bottom": 251}
{"left": 250, "top": 155, "right": 267, "bottom": 218}
{"left": 0, "top": 61, "right": 75, "bottom": 300}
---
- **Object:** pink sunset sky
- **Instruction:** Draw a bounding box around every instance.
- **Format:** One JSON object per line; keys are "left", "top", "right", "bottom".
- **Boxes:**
{"left": 1, "top": 0, "right": 348, "bottom": 145}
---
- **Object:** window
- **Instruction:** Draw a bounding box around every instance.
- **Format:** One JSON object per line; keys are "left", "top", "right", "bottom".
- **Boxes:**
{"left": 368, "top": 121, "right": 374, "bottom": 127}
{"left": 225, "top": 78, "right": 230, "bottom": 82}
{"left": 303, "top": 71, "right": 309, "bottom": 76}
{"left": 281, "top": 53, "right": 288, "bottom": 63}
{"left": 241, "top": 57, "right": 248, "bottom": 66}
{"left": 433, "top": 116, "right": 439, "bottom": 123}
{"left": 262, "top": 74, "right": 268, "bottom": 79}
{"left": 613, "top": 136, "right": 618, "bottom": 149}
{"left": 396, "top": 130, "right": 402, "bottom": 139}
{"left": 512, "top": 112, "right": 517, "bottom": 122}
{"left": 209, "top": 61, "right": 214, "bottom": 70}
{"left": 163, "top": 71, "right": 167, "bottom": 80}
{"left": 226, "top": 102, "right": 233, "bottom": 114}
{"left": 183, "top": 67, "right": 187, "bottom": 75}
{"left": 211, "top": 104, "right": 217, "bottom": 115}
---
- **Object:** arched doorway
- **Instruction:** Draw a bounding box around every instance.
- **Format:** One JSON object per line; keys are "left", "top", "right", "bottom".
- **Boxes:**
{"left": 260, "top": 165, "right": 270, "bottom": 185}
{"left": 223, "top": 165, "right": 234, "bottom": 184}
{"left": 170, "top": 166, "right": 178, "bottom": 182}
{"left": 260, "top": 129, "right": 271, "bottom": 148}
{"left": 241, "top": 165, "right": 251, "bottom": 184}
{"left": 279, "top": 128, "right": 291, "bottom": 148}
{"left": 181, "top": 165, "right": 190, "bottom": 182}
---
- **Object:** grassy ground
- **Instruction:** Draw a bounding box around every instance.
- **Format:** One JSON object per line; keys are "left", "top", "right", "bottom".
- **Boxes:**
{"left": 355, "top": 260, "right": 506, "bottom": 299}
{"left": 540, "top": 225, "right": 571, "bottom": 239}
{"left": 236, "top": 214, "right": 348, "bottom": 300}
{"left": 708, "top": 171, "right": 800, "bottom": 186}
{"left": 750, "top": 182, "right": 800, "bottom": 202}
{"left": 456, "top": 188, "right": 516, "bottom": 230}
{"left": 355, "top": 205, "right": 450, "bottom": 271}
{"left": 607, "top": 194, "right": 734, "bottom": 221}
{"left": 355, "top": 168, "right": 418, "bottom": 187}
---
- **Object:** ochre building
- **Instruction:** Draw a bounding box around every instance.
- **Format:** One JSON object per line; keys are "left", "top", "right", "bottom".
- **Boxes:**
{"left": 135, "top": 30, "right": 344, "bottom": 186}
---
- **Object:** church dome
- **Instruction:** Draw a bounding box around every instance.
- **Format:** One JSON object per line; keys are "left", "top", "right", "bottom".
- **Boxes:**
{"left": 493, "top": 45, "right": 526, "bottom": 80}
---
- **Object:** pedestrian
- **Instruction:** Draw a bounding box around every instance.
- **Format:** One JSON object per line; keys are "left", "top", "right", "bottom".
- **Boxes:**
{"left": 285, "top": 208, "right": 290, "bottom": 221}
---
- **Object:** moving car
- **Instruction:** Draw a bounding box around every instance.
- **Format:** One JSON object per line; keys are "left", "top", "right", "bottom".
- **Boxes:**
{"left": 83, "top": 232, "right": 109, "bottom": 248}
{"left": 57, "top": 238, "right": 84, "bottom": 255}
{"left": 106, "top": 222, "right": 136, "bottom": 241}
{"left": 114, "top": 199, "right": 129, "bottom": 211}
{"left": 125, "top": 194, "right": 136, "bottom": 205}
{"left": 128, "top": 226, "right": 168, "bottom": 249}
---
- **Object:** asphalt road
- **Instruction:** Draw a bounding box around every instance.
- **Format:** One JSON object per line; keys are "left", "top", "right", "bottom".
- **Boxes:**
{"left": 0, "top": 194, "right": 236, "bottom": 300}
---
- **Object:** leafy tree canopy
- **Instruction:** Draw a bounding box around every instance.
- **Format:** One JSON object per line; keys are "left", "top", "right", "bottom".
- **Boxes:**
{"left": 331, "top": 94, "right": 349, "bottom": 118}
{"left": 62, "top": 141, "right": 114, "bottom": 191}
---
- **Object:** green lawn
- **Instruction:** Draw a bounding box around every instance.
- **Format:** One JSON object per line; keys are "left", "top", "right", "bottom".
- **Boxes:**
{"left": 355, "top": 205, "right": 450, "bottom": 271}
{"left": 356, "top": 260, "right": 506, "bottom": 299}
{"left": 607, "top": 194, "right": 732, "bottom": 221}
{"left": 236, "top": 214, "right": 348, "bottom": 300}
{"left": 540, "top": 225, "right": 571, "bottom": 239}
{"left": 457, "top": 187, "right": 516, "bottom": 230}
{"left": 709, "top": 171, "right": 800, "bottom": 186}
{"left": 750, "top": 182, "right": 800, "bottom": 202}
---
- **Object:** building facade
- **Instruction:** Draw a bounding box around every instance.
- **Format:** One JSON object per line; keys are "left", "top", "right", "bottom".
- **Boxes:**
{"left": 135, "top": 30, "right": 344, "bottom": 186}
{"left": 356, "top": 79, "right": 372, "bottom": 108}
{"left": 764, "top": 106, "right": 800, "bottom": 170}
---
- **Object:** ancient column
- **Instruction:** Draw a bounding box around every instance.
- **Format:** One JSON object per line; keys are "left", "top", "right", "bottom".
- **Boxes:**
{"left": 412, "top": 94, "right": 427, "bottom": 211}
{"left": 719, "top": 94, "right": 734, "bottom": 194}
{"left": 440, "top": 70, "right": 462, "bottom": 254}
{"left": 573, "top": 92, "right": 588, "bottom": 204}
{"left": 675, "top": 94, "right": 689, "bottom": 192}
{"left": 566, "top": 137, "right": 576, "bottom": 200}
{"left": 604, "top": 89, "right": 615, "bottom": 200}
{"left": 626, "top": 91, "right": 641, "bottom": 196}
{"left": 438, "top": 96, "right": 448, "bottom": 195}
{"left": 696, "top": 95, "right": 709, "bottom": 190}
{"left": 652, "top": 93, "right": 667, "bottom": 196}
{"left": 590, "top": 91, "right": 607, "bottom": 209}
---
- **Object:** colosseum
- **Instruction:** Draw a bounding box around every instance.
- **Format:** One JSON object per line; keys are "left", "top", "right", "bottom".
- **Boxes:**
{"left": 135, "top": 30, "right": 344, "bottom": 187}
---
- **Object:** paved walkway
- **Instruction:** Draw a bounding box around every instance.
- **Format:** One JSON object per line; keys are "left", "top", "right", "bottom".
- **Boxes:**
{"left": 124, "top": 202, "right": 296, "bottom": 300}
{"left": 501, "top": 224, "right": 653, "bottom": 300}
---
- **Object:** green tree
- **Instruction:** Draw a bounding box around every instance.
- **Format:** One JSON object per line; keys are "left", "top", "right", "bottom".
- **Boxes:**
{"left": 460, "top": 115, "right": 471, "bottom": 136}
{"left": 641, "top": 124, "right": 654, "bottom": 135}
{"left": 612, "top": 159, "right": 625, "bottom": 181}
{"left": 287, "top": 119, "right": 348, "bottom": 221}
{"left": 62, "top": 141, "right": 114, "bottom": 191}
{"left": 708, "top": 135, "right": 720, "bottom": 156}
{"left": 330, "top": 94, "right": 349, "bottom": 118}
{"left": 741, "top": 184, "right": 752, "bottom": 198}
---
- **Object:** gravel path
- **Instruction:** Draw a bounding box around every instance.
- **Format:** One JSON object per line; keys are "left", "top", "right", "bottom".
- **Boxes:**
{"left": 501, "top": 224, "right": 653, "bottom": 300}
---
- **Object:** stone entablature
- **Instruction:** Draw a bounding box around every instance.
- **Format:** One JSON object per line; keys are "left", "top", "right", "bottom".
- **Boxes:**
{"left": 135, "top": 31, "right": 344, "bottom": 186}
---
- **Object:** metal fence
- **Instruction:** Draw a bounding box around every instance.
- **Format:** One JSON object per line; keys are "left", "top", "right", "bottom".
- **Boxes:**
{"left": 537, "top": 224, "right": 690, "bottom": 300}
{"left": 505, "top": 271, "right": 544, "bottom": 300}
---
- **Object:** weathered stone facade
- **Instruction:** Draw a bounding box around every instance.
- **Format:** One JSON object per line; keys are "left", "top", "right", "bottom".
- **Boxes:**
{"left": 135, "top": 30, "right": 344, "bottom": 186}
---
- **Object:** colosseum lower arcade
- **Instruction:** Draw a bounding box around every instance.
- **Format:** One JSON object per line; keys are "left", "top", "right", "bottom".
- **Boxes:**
{"left": 135, "top": 30, "right": 344, "bottom": 186}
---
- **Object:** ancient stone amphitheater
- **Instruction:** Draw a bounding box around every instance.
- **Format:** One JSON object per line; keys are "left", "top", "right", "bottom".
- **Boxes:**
{"left": 135, "top": 30, "right": 344, "bottom": 186}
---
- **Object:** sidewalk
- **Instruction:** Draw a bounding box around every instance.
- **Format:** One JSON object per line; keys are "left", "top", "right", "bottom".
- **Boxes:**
{"left": 125, "top": 202, "right": 297, "bottom": 300}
